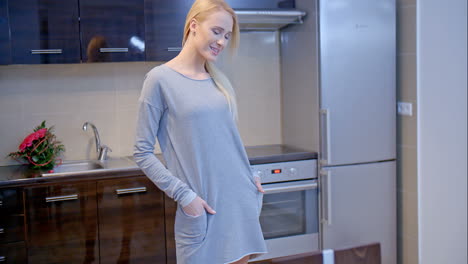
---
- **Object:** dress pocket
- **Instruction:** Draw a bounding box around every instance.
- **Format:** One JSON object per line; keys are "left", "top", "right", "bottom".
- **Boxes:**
{"left": 174, "top": 205, "right": 208, "bottom": 245}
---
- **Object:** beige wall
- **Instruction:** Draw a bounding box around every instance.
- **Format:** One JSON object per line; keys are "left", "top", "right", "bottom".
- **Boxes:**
{"left": 396, "top": 0, "right": 418, "bottom": 263}
{"left": 0, "top": 32, "right": 282, "bottom": 166}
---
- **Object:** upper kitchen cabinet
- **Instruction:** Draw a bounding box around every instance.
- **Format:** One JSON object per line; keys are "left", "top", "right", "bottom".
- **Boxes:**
{"left": 144, "top": 0, "right": 192, "bottom": 61}
{"left": 144, "top": 0, "right": 296, "bottom": 61}
{"left": 0, "top": 0, "right": 11, "bottom": 65}
{"left": 80, "top": 0, "right": 145, "bottom": 62}
{"left": 8, "top": 0, "right": 81, "bottom": 64}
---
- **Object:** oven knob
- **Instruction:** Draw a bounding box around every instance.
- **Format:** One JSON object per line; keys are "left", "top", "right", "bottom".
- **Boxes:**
{"left": 255, "top": 170, "right": 264, "bottom": 178}
{"left": 289, "top": 167, "right": 297, "bottom": 176}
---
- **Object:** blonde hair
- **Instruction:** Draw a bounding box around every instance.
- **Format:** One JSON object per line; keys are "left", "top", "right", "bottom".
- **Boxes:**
{"left": 182, "top": 0, "right": 240, "bottom": 121}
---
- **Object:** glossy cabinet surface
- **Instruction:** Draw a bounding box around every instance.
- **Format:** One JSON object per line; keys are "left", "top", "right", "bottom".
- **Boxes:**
{"left": 0, "top": 188, "right": 26, "bottom": 263}
{"left": 0, "top": 241, "right": 27, "bottom": 264}
{"left": 0, "top": 215, "right": 24, "bottom": 244}
{"left": 226, "top": 0, "right": 295, "bottom": 8}
{"left": 144, "top": 0, "right": 191, "bottom": 61}
{"left": 8, "top": 0, "right": 81, "bottom": 64}
{"left": 144, "top": 0, "right": 295, "bottom": 62}
{"left": 0, "top": 188, "right": 22, "bottom": 214}
{"left": 80, "top": 0, "right": 145, "bottom": 62}
{"left": 0, "top": 0, "right": 11, "bottom": 65}
{"left": 165, "top": 198, "right": 177, "bottom": 264}
{"left": 25, "top": 182, "right": 99, "bottom": 264}
{"left": 2, "top": 0, "right": 297, "bottom": 64}
{"left": 97, "top": 176, "right": 166, "bottom": 263}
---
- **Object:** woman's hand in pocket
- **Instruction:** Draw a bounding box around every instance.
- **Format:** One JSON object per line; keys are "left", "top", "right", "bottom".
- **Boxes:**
{"left": 254, "top": 175, "right": 265, "bottom": 193}
{"left": 182, "top": 196, "right": 216, "bottom": 217}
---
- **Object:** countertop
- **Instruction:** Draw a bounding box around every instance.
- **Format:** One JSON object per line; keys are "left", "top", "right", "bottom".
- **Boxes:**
{"left": 0, "top": 144, "right": 317, "bottom": 188}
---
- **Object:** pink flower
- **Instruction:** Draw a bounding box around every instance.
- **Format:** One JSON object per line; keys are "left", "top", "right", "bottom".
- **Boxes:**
{"left": 19, "top": 128, "right": 48, "bottom": 151}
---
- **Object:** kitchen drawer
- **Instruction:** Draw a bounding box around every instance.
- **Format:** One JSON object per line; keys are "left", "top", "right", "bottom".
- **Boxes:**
{"left": 0, "top": 189, "right": 23, "bottom": 215}
{"left": 0, "top": 215, "right": 25, "bottom": 244}
{"left": 0, "top": 241, "right": 27, "bottom": 263}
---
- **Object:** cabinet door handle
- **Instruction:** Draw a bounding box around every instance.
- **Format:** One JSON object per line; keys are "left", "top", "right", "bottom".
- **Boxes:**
{"left": 167, "top": 47, "right": 182, "bottom": 52}
{"left": 99, "top": 48, "right": 128, "bottom": 53}
{"left": 45, "top": 194, "right": 78, "bottom": 203}
{"left": 116, "top": 187, "right": 147, "bottom": 195}
{"left": 320, "top": 170, "right": 332, "bottom": 226}
{"left": 320, "top": 109, "right": 331, "bottom": 165}
{"left": 31, "top": 49, "right": 63, "bottom": 54}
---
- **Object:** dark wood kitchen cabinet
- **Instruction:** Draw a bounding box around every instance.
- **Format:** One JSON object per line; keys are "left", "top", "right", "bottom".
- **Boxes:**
{"left": 144, "top": 0, "right": 192, "bottom": 61}
{"left": 144, "top": 0, "right": 296, "bottom": 61}
{"left": 226, "top": 0, "right": 295, "bottom": 8}
{"left": 0, "top": 188, "right": 26, "bottom": 264}
{"left": 8, "top": 0, "right": 81, "bottom": 64}
{"left": 0, "top": 0, "right": 11, "bottom": 65}
{"left": 25, "top": 182, "right": 99, "bottom": 264}
{"left": 97, "top": 176, "right": 166, "bottom": 263}
{"left": 79, "top": 0, "right": 145, "bottom": 62}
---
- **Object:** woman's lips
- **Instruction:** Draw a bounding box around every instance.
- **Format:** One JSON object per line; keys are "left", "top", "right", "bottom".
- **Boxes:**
{"left": 210, "top": 46, "right": 220, "bottom": 56}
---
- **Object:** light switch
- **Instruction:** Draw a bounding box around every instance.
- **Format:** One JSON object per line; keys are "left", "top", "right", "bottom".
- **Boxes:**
{"left": 397, "top": 102, "right": 413, "bottom": 116}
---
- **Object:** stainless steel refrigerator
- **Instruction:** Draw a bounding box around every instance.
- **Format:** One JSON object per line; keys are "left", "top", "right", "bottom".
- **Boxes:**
{"left": 281, "top": 0, "right": 396, "bottom": 263}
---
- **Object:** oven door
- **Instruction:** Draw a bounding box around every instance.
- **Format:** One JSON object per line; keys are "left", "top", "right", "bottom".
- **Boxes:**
{"left": 253, "top": 179, "right": 319, "bottom": 261}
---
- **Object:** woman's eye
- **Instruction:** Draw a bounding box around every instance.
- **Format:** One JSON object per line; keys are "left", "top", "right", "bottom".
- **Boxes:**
{"left": 225, "top": 34, "right": 232, "bottom": 40}
{"left": 212, "top": 29, "right": 221, "bottom": 35}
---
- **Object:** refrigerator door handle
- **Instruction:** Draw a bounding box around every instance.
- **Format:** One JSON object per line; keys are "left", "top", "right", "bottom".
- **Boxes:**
{"left": 320, "top": 109, "right": 331, "bottom": 165}
{"left": 321, "top": 169, "right": 332, "bottom": 226}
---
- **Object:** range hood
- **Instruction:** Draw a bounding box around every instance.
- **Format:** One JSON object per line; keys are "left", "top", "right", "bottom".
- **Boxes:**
{"left": 235, "top": 9, "right": 307, "bottom": 31}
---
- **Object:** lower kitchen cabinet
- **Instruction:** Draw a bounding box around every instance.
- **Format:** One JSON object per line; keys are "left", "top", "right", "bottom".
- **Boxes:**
{"left": 25, "top": 182, "right": 99, "bottom": 264}
{"left": 0, "top": 241, "right": 27, "bottom": 264}
{"left": 0, "top": 187, "right": 26, "bottom": 264}
{"left": 97, "top": 176, "right": 166, "bottom": 264}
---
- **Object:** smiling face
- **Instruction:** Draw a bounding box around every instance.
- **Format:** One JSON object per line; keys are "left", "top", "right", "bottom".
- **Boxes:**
{"left": 189, "top": 9, "right": 234, "bottom": 62}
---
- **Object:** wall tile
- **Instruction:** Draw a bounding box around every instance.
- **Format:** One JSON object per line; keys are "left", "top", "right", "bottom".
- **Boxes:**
{"left": 218, "top": 32, "right": 282, "bottom": 146}
{"left": 0, "top": 33, "right": 283, "bottom": 166}
{"left": 397, "top": 5, "right": 417, "bottom": 54}
{"left": 397, "top": 103, "right": 418, "bottom": 147}
{"left": 397, "top": 0, "right": 416, "bottom": 7}
{"left": 397, "top": 145, "right": 418, "bottom": 192}
{"left": 0, "top": 116, "right": 28, "bottom": 166}
{"left": 400, "top": 234, "right": 419, "bottom": 264}
{"left": 116, "top": 108, "right": 138, "bottom": 156}
{"left": 401, "top": 190, "right": 418, "bottom": 238}
{"left": 397, "top": 54, "right": 417, "bottom": 102}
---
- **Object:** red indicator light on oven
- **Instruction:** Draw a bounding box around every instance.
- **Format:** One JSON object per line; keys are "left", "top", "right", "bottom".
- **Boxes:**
{"left": 272, "top": 169, "right": 282, "bottom": 174}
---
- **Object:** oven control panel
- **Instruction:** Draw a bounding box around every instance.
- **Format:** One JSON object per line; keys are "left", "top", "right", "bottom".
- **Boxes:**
{"left": 250, "top": 159, "right": 317, "bottom": 184}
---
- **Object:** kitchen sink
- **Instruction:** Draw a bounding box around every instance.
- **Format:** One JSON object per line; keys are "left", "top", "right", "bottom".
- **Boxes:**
{"left": 42, "top": 161, "right": 103, "bottom": 176}
{"left": 40, "top": 157, "right": 139, "bottom": 177}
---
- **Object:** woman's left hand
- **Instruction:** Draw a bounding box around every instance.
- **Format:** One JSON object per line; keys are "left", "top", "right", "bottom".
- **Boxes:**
{"left": 254, "top": 176, "right": 265, "bottom": 193}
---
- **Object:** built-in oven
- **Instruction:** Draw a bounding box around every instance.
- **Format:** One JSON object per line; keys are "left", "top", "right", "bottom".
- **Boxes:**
{"left": 250, "top": 159, "right": 319, "bottom": 261}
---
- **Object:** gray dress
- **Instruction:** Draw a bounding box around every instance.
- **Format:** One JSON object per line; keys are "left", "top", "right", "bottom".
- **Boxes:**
{"left": 134, "top": 64, "right": 267, "bottom": 264}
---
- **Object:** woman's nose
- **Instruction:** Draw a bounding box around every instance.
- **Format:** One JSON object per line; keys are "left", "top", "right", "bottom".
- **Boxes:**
{"left": 217, "top": 37, "right": 226, "bottom": 47}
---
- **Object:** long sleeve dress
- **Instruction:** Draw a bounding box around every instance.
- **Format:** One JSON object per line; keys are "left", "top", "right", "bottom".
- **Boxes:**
{"left": 133, "top": 64, "right": 267, "bottom": 264}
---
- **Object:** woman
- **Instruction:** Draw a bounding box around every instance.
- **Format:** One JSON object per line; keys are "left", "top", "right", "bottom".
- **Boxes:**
{"left": 134, "top": 0, "right": 267, "bottom": 263}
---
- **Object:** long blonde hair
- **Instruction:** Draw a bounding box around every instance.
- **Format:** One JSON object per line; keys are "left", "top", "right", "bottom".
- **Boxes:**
{"left": 182, "top": 0, "right": 240, "bottom": 121}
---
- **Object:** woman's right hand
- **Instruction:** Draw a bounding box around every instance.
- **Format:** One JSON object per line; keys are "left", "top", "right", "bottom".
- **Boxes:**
{"left": 182, "top": 196, "right": 216, "bottom": 217}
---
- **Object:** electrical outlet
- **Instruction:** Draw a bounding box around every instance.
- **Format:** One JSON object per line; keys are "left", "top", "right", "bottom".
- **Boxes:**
{"left": 397, "top": 102, "right": 413, "bottom": 116}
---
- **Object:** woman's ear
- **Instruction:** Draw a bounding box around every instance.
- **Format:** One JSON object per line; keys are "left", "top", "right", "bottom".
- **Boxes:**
{"left": 189, "top": 18, "right": 198, "bottom": 33}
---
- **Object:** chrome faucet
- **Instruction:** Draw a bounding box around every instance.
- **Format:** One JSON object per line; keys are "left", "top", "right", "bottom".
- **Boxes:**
{"left": 82, "top": 122, "right": 112, "bottom": 160}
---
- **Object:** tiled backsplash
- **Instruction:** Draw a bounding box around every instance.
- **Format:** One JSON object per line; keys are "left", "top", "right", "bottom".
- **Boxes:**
{"left": 0, "top": 32, "right": 282, "bottom": 166}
